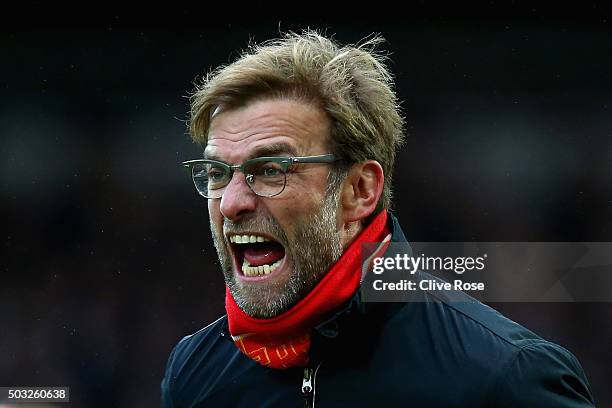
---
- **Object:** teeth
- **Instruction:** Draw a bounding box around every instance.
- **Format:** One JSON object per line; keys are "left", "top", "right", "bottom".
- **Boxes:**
{"left": 241, "top": 258, "right": 283, "bottom": 276}
{"left": 230, "top": 234, "right": 271, "bottom": 244}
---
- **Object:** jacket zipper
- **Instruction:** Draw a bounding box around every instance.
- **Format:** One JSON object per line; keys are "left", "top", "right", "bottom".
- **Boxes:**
{"left": 302, "top": 362, "right": 322, "bottom": 408}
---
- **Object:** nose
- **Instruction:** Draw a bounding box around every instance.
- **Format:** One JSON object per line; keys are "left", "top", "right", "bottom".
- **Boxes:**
{"left": 219, "top": 171, "right": 258, "bottom": 221}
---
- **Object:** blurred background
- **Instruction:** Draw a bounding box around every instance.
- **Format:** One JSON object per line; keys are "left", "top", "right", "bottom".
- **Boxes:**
{"left": 1, "top": 5, "right": 611, "bottom": 407}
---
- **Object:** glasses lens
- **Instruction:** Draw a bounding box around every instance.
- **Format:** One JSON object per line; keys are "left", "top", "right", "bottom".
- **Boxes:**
{"left": 191, "top": 162, "right": 229, "bottom": 198}
{"left": 243, "top": 160, "right": 287, "bottom": 197}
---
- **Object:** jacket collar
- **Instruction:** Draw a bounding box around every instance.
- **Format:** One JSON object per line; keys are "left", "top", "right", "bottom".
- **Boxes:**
{"left": 312, "top": 211, "right": 411, "bottom": 339}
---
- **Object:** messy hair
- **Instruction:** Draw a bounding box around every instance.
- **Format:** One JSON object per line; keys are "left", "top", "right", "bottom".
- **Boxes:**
{"left": 189, "top": 30, "right": 405, "bottom": 213}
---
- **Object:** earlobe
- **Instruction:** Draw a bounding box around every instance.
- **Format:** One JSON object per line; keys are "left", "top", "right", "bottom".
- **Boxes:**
{"left": 341, "top": 161, "right": 384, "bottom": 223}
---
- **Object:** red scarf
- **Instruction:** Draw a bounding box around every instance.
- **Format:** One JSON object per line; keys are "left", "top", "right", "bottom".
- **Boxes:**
{"left": 225, "top": 210, "right": 390, "bottom": 369}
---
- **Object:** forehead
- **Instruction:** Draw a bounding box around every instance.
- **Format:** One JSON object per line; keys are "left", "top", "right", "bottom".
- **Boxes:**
{"left": 204, "top": 98, "right": 330, "bottom": 162}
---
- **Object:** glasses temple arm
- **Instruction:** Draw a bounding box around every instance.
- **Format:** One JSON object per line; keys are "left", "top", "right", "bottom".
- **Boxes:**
{"left": 291, "top": 154, "right": 337, "bottom": 164}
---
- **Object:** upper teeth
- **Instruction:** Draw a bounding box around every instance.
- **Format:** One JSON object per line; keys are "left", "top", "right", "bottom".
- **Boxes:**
{"left": 230, "top": 234, "right": 270, "bottom": 244}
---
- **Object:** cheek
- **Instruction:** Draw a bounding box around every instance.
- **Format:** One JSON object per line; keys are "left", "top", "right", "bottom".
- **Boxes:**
{"left": 208, "top": 201, "right": 223, "bottom": 229}
{"left": 266, "top": 192, "right": 323, "bottom": 233}
{"left": 282, "top": 170, "right": 329, "bottom": 203}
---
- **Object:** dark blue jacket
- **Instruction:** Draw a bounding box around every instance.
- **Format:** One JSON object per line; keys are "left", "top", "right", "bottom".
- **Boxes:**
{"left": 161, "top": 214, "right": 595, "bottom": 407}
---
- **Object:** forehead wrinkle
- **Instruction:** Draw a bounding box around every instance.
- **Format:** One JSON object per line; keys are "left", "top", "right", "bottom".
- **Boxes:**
{"left": 204, "top": 136, "right": 300, "bottom": 163}
{"left": 206, "top": 99, "right": 330, "bottom": 163}
{"left": 209, "top": 99, "right": 328, "bottom": 142}
{"left": 210, "top": 116, "right": 319, "bottom": 142}
{"left": 204, "top": 141, "right": 298, "bottom": 162}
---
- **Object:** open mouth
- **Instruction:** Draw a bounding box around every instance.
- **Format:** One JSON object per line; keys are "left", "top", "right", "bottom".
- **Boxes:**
{"left": 229, "top": 234, "right": 286, "bottom": 277}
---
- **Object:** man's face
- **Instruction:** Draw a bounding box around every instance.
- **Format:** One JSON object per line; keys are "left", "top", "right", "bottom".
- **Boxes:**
{"left": 205, "top": 98, "right": 345, "bottom": 318}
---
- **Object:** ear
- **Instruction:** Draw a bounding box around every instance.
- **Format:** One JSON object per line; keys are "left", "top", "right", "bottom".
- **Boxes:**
{"left": 340, "top": 160, "right": 384, "bottom": 224}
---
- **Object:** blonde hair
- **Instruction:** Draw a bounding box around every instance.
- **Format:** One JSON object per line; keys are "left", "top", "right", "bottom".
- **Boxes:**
{"left": 189, "top": 30, "right": 405, "bottom": 212}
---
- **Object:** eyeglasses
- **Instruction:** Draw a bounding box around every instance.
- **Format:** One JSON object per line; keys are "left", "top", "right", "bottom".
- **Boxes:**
{"left": 182, "top": 154, "right": 338, "bottom": 199}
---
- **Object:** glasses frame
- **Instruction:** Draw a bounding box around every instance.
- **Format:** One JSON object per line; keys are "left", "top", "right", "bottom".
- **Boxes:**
{"left": 182, "top": 154, "right": 338, "bottom": 198}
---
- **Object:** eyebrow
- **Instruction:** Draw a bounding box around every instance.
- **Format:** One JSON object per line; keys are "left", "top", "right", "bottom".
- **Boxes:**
{"left": 204, "top": 143, "right": 299, "bottom": 162}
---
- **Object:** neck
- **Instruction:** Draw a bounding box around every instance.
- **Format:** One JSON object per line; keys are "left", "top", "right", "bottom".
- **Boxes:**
{"left": 340, "top": 220, "right": 363, "bottom": 249}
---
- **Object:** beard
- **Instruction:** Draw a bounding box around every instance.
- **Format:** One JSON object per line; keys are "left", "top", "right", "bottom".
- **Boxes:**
{"left": 210, "top": 185, "right": 344, "bottom": 318}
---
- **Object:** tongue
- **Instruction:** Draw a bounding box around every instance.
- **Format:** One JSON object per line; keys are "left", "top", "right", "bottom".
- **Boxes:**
{"left": 243, "top": 242, "right": 285, "bottom": 267}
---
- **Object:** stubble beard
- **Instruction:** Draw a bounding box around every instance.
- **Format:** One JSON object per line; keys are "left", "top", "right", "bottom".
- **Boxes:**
{"left": 210, "top": 189, "right": 344, "bottom": 318}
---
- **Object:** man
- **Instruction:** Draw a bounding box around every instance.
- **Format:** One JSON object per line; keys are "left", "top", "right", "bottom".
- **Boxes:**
{"left": 162, "top": 31, "right": 595, "bottom": 407}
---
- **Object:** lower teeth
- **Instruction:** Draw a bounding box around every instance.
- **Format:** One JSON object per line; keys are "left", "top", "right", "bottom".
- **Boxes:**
{"left": 242, "top": 258, "right": 283, "bottom": 277}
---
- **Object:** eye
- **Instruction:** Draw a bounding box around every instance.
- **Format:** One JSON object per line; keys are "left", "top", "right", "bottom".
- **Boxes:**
{"left": 262, "top": 166, "right": 281, "bottom": 177}
{"left": 254, "top": 161, "right": 285, "bottom": 178}
{"left": 207, "top": 167, "right": 227, "bottom": 182}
